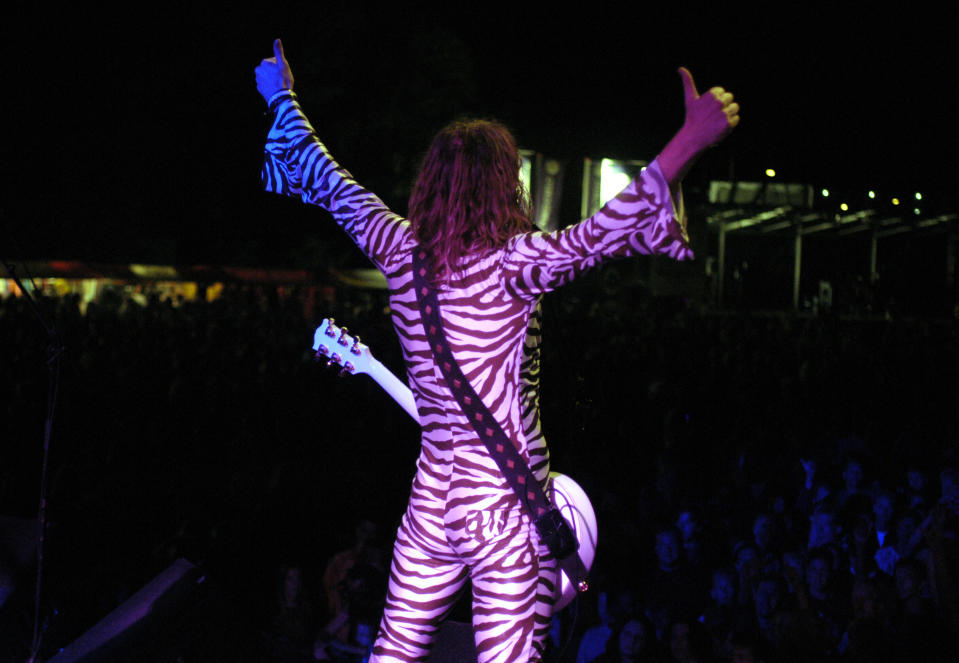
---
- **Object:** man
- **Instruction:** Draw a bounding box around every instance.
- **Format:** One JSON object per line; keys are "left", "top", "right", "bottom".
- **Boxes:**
{"left": 644, "top": 526, "right": 707, "bottom": 636}
{"left": 255, "top": 38, "right": 738, "bottom": 663}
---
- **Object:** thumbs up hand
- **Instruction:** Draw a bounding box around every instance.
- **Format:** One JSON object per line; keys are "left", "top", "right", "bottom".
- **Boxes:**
{"left": 678, "top": 67, "right": 739, "bottom": 151}
{"left": 657, "top": 67, "right": 740, "bottom": 186}
{"left": 255, "top": 38, "right": 295, "bottom": 103}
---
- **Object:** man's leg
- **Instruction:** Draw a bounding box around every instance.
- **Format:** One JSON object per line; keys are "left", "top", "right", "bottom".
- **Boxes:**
{"left": 469, "top": 530, "right": 557, "bottom": 663}
{"left": 370, "top": 523, "right": 468, "bottom": 663}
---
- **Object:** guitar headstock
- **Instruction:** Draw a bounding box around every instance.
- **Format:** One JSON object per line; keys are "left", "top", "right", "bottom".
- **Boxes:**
{"left": 312, "top": 318, "right": 374, "bottom": 377}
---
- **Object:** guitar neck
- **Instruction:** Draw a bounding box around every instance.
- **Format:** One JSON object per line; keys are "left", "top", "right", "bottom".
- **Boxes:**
{"left": 367, "top": 357, "right": 421, "bottom": 425}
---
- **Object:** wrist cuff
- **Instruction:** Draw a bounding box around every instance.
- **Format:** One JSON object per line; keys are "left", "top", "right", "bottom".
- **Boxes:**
{"left": 267, "top": 88, "right": 295, "bottom": 109}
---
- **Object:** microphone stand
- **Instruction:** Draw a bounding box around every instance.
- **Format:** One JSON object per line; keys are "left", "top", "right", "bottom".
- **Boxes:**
{"left": 1, "top": 257, "right": 65, "bottom": 662}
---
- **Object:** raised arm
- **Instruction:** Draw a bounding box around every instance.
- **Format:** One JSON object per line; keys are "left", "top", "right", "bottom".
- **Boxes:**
{"left": 502, "top": 159, "right": 690, "bottom": 297}
{"left": 502, "top": 67, "right": 739, "bottom": 297}
{"left": 255, "top": 39, "right": 411, "bottom": 273}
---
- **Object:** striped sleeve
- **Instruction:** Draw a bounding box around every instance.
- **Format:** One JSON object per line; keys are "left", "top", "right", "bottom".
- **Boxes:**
{"left": 261, "top": 90, "right": 411, "bottom": 272}
{"left": 501, "top": 159, "right": 692, "bottom": 297}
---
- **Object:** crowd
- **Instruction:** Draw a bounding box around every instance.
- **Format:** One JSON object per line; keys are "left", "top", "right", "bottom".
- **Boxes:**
{"left": 1, "top": 264, "right": 958, "bottom": 662}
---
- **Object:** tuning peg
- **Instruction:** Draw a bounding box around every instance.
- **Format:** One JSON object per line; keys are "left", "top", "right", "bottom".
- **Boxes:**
{"left": 350, "top": 335, "right": 362, "bottom": 354}
{"left": 338, "top": 362, "right": 355, "bottom": 377}
{"left": 327, "top": 353, "right": 342, "bottom": 367}
{"left": 314, "top": 346, "right": 330, "bottom": 360}
{"left": 337, "top": 327, "right": 350, "bottom": 346}
{"left": 324, "top": 319, "right": 336, "bottom": 338}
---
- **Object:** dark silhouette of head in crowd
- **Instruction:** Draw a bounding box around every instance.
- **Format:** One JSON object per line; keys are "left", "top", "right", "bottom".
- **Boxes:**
{"left": 726, "top": 628, "right": 767, "bottom": 663}
{"left": 807, "top": 503, "right": 840, "bottom": 550}
{"left": 666, "top": 617, "right": 713, "bottom": 663}
{"left": 612, "top": 614, "right": 659, "bottom": 663}
{"left": 655, "top": 526, "right": 684, "bottom": 572}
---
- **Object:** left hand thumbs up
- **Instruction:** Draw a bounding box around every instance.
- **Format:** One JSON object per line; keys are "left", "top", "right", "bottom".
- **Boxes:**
{"left": 255, "top": 38, "right": 295, "bottom": 103}
{"left": 678, "top": 67, "right": 739, "bottom": 151}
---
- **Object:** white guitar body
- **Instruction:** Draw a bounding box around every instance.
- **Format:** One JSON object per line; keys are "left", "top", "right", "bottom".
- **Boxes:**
{"left": 313, "top": 319, "right": 596, "bottom": 611}
{"left": 547, "top": 473, "right": 598, "bottom": 609}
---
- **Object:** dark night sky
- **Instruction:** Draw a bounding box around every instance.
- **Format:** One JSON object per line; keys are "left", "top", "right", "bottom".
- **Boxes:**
{"left": 2, "top": 1, "right": 955, "bottom": 268}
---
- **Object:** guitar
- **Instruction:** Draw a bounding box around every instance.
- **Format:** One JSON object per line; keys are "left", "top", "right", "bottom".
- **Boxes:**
{"left": 313, "top": 318, "right": 597, "bottom": 611}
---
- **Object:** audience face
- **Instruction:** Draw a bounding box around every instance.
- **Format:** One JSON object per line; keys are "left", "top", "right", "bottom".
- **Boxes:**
{"left": 618, "top": 619, "right": 647, "bottom": 659}
{"left": 895, "top": 513, "right": 918, "bottom": 550}
{"left": 735, "top": 543, "right": 757, "bottom": 570}
{"left": 753, "top": 579, "right": 780, "bottom": 619}
{"left": 843, "top": 460, "right": 864, "bottom": 492}
{"left": 735, "top": 543, "right": 761, "bottom": 587}
{"left": 711, "top": 571, "right": 736, "bottom": 606}
{"left": 656, "top": 530, "right": 682, "bottom": 570}
{"left": 676, "top": 510, "right": 699, "bottom": 541}
{"left": 906, "top": 468, "right": 925, "bottom": 494}
{"left": 808, "top": 512, "right": 838, "bottom": 549}
{"left": 873, "top": 493, "right": 894, "bottom": 530}
{"left": 782, "top": 551, "right": 804, "bottom": 592}
{"left": 782, "top": 551, "right": 802, "bottom": 574}
{"left": 771, "top": 494, "right": 786, "bottom": 515}
{"left": 941, "top": 469, "right": 959, "bottom": 515}
{"left": 752, "top": 514, "right": 773, "bottom": 550}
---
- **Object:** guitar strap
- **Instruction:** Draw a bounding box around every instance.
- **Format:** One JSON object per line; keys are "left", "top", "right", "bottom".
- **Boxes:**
{"left": 411, "top": 247, "right": 589, "bottom": 595}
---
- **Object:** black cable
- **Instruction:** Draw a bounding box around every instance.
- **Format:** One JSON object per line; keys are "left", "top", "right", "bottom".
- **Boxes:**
{"left": 1, "top": 253, "right": 64, "bottom": 661}
{"left": 30, "top": 341, "right": 61, "bottom": 659}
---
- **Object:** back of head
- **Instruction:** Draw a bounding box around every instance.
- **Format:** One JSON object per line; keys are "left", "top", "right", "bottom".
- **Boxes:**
{"left": 409, "top": 119, "right": 532, "bottom": 282}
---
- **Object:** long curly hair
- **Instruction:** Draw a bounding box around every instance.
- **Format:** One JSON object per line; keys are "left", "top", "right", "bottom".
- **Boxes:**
{"left": 408, "top": 119, "right": 533, "bottom": 283}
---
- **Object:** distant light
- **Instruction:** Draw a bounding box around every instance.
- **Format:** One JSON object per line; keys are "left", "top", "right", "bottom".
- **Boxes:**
{"left": 599, "top": 159, "right": 633, "bottom": 206}
{"left": 868, "top": 190, "right": 876, "bottom": 199}
{"left": 840, "top": 203, "right": 849, "bottom": 211}
{"left": 915, "top": 192, "right": 923, "bottom": 201}
{"left": 914, "top": 208, "right": 921, "bottom": 215}
{"left": 765, "top": 168, "right": 776, "bottom": 178}
{"left": 519, "top": 153, "right": 532, "bottom": 196}
{"left": 892, "top": 198, "right": 900, "bottom": 206}
{"left": 821, "top": 188, "right": 830, "bottom": 198}
{"left": 131, "top": 264, "right": 178, "bottom": 279}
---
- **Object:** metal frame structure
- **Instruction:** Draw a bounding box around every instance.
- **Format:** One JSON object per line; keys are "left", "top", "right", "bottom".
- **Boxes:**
{"left": 704, "top": 180, "right": 958, "bottom": 309}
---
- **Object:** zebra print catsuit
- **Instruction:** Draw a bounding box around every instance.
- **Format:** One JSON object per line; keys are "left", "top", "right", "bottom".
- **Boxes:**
{"left": 262, "top": 91, "right": 692, "bottom": 663}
